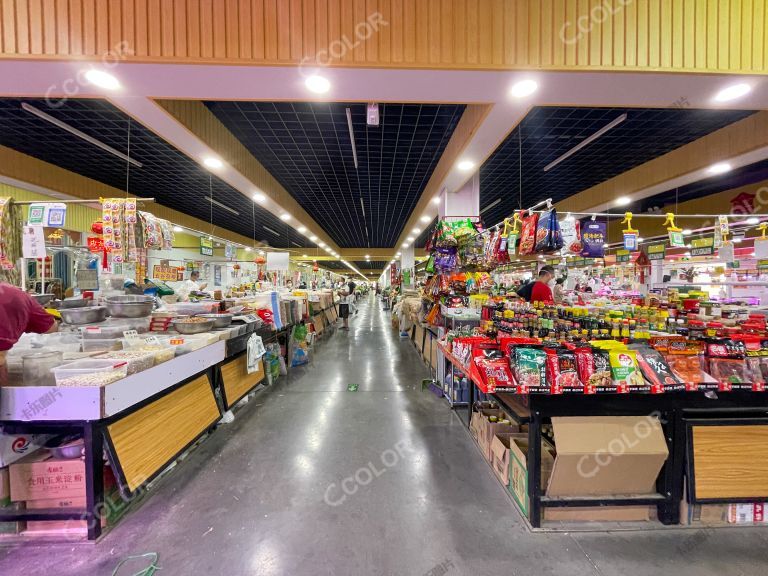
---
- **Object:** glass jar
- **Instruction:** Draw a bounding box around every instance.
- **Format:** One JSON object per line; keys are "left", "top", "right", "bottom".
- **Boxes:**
{"left": 22, "top": 351, "right": 63, "bottom": 386}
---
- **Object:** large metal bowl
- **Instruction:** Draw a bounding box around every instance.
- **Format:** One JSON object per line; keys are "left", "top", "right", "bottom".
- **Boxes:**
{"left": 59, "top": 306, "right": 108, "bottom": 325}
{"left": 171, "top": 319, "right": 216, "bottom": 335}
{"left": 32, "top": 293, "right": 55, "bottom": 306}
{"left": 58, "top": 298, "right": 89, "bottom": 309}
{"left": 197, "top": 313, "right": 233, "bottom": 328}
{"left": 105, "top": 295, "right": 154, "bottom": 318}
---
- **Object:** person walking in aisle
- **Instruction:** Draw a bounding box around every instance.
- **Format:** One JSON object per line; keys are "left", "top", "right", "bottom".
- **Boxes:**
{"left": 337, "top": 282, "right": 354, "bottom": 330}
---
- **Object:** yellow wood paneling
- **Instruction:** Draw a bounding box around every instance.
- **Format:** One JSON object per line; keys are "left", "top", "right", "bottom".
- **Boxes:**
{"left": 0, "top": 0, "right": 764, "bottom": 73}
{"left": 693, "top": 425, "right": 768, "bottom": 500}
{"left": 107, "top": 375, "right": 220, "bottom": 491}
{"left": 221, "top": 355, "right": 264, "bottom": 408}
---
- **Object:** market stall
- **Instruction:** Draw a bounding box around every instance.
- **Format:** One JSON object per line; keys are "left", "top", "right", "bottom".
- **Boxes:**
{"left": 416, "top": 205, "right": 768, "bottom": 529}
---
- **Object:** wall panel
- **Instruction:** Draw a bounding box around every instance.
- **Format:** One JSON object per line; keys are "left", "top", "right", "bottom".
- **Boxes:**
{"left": 0, "top": 0, "right": 764, "bottom": 73}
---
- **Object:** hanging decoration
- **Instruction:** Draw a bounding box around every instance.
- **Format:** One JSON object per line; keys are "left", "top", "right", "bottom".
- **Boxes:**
{"left": 621, "top": 212, "right": 638, "bottom": 251}
{"left": 663, "top": 212, "right": 685, "bottom": 248}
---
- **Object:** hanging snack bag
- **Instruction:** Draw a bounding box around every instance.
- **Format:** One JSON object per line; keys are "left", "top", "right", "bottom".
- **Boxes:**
{"left": 706, "top": 339, "right": 751, "bottom": 391}
{"left": 518, "top": 212, "right": 539, "bottom": 256}
{"left": 534, "top": 209, "right": 554, "bottom": 253}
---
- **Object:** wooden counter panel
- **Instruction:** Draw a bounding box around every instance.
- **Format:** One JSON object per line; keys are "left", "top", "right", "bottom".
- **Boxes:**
{"left": 221, "top": 355, "right": 264, "bottom": 408}
{"left": 107, "top": 375, "right": 220, "bottom": 492}
{"left": 692, "top": 425, "right": 768, "bottom": 499}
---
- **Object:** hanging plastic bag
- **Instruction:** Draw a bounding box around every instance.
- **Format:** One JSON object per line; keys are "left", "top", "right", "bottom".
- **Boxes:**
{"left": 246, "top": 334, "right": 266, "bottom": 374}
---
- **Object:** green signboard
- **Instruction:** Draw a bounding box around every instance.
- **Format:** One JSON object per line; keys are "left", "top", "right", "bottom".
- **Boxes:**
{"left": 758, "top": 259, "right": 768, "bottom": 270}
{"left": 200, "top": 236, "right": 214, "bottom": 256}
{"left": 616, "top": 249, "right": 631, "bottom": 263}
{"left": 690, "top": 237, "right": 714, "bottom": 257}
{"left": 645, "top": 243, "right": 666, "bottom": 261}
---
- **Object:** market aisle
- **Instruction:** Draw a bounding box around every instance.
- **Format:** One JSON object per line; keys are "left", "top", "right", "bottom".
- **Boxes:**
{"left": 2, "top": 297, "right": 768, "bottom": 576}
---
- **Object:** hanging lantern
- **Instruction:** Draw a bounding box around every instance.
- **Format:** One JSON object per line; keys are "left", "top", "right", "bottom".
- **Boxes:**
{"left": 313, "top": 261, "right": 319, "bottom": 272}
{"left": 91, "top": 220, "right": 104, "bottom": 235}
{"left": 233, "top": 263, "right": 241, "bottom": 270}
{"left": 254, "top": 255, "right": 266, "bottom": 265}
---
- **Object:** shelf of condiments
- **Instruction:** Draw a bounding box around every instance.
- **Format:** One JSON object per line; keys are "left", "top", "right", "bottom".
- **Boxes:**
{"left": 481, "top": 300, "right": 767, "bottom": 343}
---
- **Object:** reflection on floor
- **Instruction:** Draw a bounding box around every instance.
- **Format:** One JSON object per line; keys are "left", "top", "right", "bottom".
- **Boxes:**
{"left": 1, "top": 297, "right": 767, "bottom": 576}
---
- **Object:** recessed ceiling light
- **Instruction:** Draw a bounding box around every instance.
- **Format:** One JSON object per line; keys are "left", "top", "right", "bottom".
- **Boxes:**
{"left": 412, "top": 227, "right": 421, "bottom": 234}
{"left": 714, "top": 83, "right": 751, "bottom": 102}
{"left": 310, "top": 235, "right": 318, "bottom": 242}
{"left": 258, "top": 250, "right": 265, "bottom": 255}
{"left": 637, "top": 237, "right": 644, "bottom": 243}
{"left": 431, "top": 196, "right": 440, "bottom": 205}
{"left": 615, "top": 196, "right": 631, "bottom": 206}
{"left": 305, "top": 75, "right": 330, "bottom": 94}
{"left": 365, "top": 254, "right": 370, "bottom": 258}
{"left": 302, "top": 253, "right": 308, "bottom": 258}
{"left": 297, "top": 226, "right": 307, "bottom": 233}
{"left": 245, "top": 247, "right": 252, "bottom": 252}
{"left": 173, "top": 226, "right": 182, "bottom": 232}
{"left": 318, "top": 241, "right": 326, "bottom": 247}
{"left": 707, "top": 162, "right": 732, "bottom": 175}
{"left": 746, "top": 217, "right": 760, "bottom": 225}
{"left": 420, "top": 215, "right": 431, "bottom": 223}
{"left": 280, "top": 213, "right": 291, "bottom": 221}
{"left": 84, "top": 69, "right": 120, "bottom": 90}
{"left": 253, "top": 192, "right": 265, "bottom": 202}
{"left": 396, "top": 252, "right": 402, "bottom": 257}
{"left": 457, "top": 160, "right": 475, "bottom": 171}
{"left": 733, "top": 237, "right": 743, "bottom": 243}
{"left": 682, "top": 229, "right": 692, "bottom": 235}
{"left": 203, "top": 157, "right": 224, "bottom": 169}
{"left": 510, "top": 79, "right": 538, "bottom": 98}
{"left": 407, "top": 236, "right": 415, "bottom": 242}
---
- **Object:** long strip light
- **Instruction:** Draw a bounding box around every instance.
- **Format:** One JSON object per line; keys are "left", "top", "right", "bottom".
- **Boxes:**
{"left": 543, "top": 113, "right": 628, "bottom": 172}
{"left": 346, "top": 107, "right": 359, "bottom": 169}
{"left": 480, "top": 198, "right": 502, "bottom": 214}
{"left": 263, "top": 226, "right": 280, "bottom": 236}
{"left": 204, "top": 196, "right": 239, "bottom": 215}
{"left": 21, "top": 103, "right": 143, "bottom": 168}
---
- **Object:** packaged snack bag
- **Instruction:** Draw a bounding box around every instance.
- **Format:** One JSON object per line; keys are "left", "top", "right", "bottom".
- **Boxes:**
{"left": 574, "top": 347, "right": 597, "bottom": 394}
{"left": 706, "top": 339, "right": 751, "bottom": 391}
{"left": 591, "top": 349, "right": 614, "bottom": 392}
{"left": 518, "top": 212, "right": 539, "bottom": 256}
{"left": 608, "top": 349, "right": 644, "bottom": 393}
{"left": 545, "top": 348, "right": 581, "bottom": 394}
{"left": 474, "top": 357, "right": 515, "bottom": 393}
{"left": 630, "top": 344, "right": 683, "bottom": 393}
{"left": 514, "top": 347, "right": 547, "bottom": 393}
{"left": 664, "top": 340, "right": 717, "bottom": 391}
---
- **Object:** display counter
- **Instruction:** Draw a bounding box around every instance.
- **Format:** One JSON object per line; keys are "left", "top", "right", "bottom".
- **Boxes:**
{"left": 0, "top": 326, "right": 270, "bottom": 541}
{"left": 437, "top": 342, "right": 768, "bottom": 529}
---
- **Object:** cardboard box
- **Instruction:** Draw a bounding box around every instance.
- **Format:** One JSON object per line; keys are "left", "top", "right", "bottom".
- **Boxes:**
{"left": 509, "top": 436, "right": 556, "bottom": 517}
{"left": 25, "top": 496, "right": 89, "bottom": 533}
{"left": 10, "top": 453, "right": 86, "bottom": 502}
{"left": 544, "top": 506, "right": 650, "bottom": 522}
{"left": 490, "top": 433, "right": 527, "bottom": 486}
{"left": 0, "top": 433, "right": 51, "bottom": 467}
{"left": 0, "top": 467, "right": 9, "bottom": 507}
{"left": 0, "top": 502, "right": 25, "bottom": 534}
{"left": 728, "top": 503, "right": 768, "bottom": 524}
{"left": 480, "top": 420, "right": 517, "bottom": 461}
{"left": 470, "top": 408, "right": 501, "bottom": 442}
{"left": 546, "top": 416, "right": 669, "bottom": 497}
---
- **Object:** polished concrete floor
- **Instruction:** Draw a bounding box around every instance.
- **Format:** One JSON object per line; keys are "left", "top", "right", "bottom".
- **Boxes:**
{"left": 1, "top": 297, "right": 768, "bottom": 575}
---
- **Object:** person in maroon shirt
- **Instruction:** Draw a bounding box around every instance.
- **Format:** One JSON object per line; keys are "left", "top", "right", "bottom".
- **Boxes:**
{"left": 0, "top": 284, "right": 58, "bottom": 381}
{"left": 530, "top": 265, "right": 556, "bottom": 305}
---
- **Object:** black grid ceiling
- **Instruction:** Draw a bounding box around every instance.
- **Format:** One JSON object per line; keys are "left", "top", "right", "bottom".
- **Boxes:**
{"left": 205, "top": 101, "right": 465, "bottom": 249}
{"left": 0, "top": 98, "right": 309, "bottom": 249}
{"left": 354, "top": 260, "right": 387, "bottom": 270}
{"left": 479, "top": 106, "right": 756, "bottom": 228}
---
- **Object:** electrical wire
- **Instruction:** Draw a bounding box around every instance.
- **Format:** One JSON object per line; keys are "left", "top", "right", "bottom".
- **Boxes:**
{"left": 111, "top": 552, "right": 160, "bottom": 576}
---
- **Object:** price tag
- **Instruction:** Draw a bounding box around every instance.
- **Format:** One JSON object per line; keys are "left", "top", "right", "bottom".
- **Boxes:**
{"left": 123, "top": 330, "right": 141, "bottom": 347}
{"left": 143, "top": 335, "right": 161, "bottom": 347}
{"left": 170, "top": 337, "right": 185, "bottom": 345}
{"left": 84, "top": 326, "right": 102, "bottom": 334}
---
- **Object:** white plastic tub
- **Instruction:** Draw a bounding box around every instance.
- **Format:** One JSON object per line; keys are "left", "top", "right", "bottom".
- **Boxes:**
{"left": 52, "top": 359, "right": 129, "bottom": 387}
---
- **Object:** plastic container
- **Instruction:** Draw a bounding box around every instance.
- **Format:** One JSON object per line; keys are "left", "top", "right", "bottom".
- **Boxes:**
{"left": 97, "top": 351, "right": 156, "bottom": 375}
{"left": 157, "top": 335, "right": 207, "bottom": 355}
{"left": 52, "top": 359, "right": 128, "bottom": 387}
{"left": 22, "top": 351, "right": 63, "bottom": 386}
{"left": 166, "top": 301, "right": 221, "bottom": 316}
{"left": 81, "top": 338, "right": 122, "bottom": 353}
{"left": 80, "top": 318, "right": 151, "bottom": 340}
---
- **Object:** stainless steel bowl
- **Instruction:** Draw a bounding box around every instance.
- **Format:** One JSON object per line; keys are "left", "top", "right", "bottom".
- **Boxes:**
{"left": 58, "top": 298, "right": 89, "bottom": 309}
{"left": 32, "top": 293, "right": 55, "bottom": 306}
{"left": 59, "top": 306, "right": 108, "bottom": 325}
{"left": 197, "top": 313, "right": 233, "bottom": 328}
{"left": 105, "top": 295, "right": 154, "bottom": 318}
{"left": 49, "top": 440, "right": 84, "bottom": 460}
{"left": 171, "top": 319, "right": 216, "bottom": 334}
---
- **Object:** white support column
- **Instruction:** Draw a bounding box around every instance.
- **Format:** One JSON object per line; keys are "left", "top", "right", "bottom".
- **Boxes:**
{"left": 438, "top": 172, "right": 480, "bottom": 219}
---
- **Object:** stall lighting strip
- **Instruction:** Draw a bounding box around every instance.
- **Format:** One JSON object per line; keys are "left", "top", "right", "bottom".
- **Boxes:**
{"left": 21, "top": 103, "right": 144, "bottom": 168}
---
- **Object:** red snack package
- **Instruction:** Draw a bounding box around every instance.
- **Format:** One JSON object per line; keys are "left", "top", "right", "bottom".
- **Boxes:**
{"left": 574, "top": 347, "right": 597, "bottom": 394}
{"left": 630, "top": 344, "right": 681, "bottom": 393}
{"left": 474, "top": 357, "right": 515, "bottom": 394}
{"left": 518, "top": 212, "right": 539, "bottom": 256}
{"left": 706, "top": 340, "right": 751, "bottom": 391}
{"left": 545, "top": 348, "right": 580, "bottom": 394}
